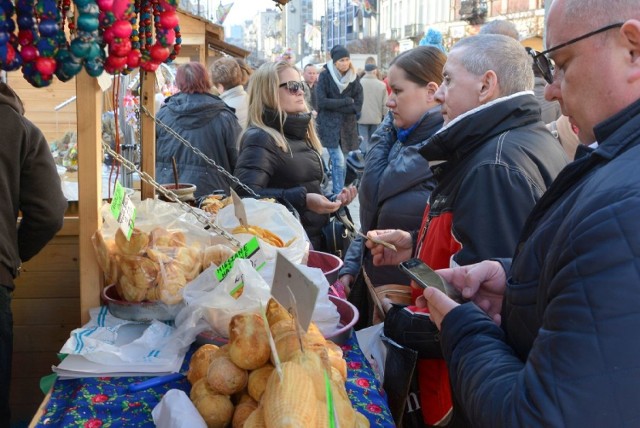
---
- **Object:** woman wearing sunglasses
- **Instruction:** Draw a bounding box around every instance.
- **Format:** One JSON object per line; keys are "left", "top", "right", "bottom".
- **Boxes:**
{"left": 234, "top": 61, "right": 357, "bottom": 251}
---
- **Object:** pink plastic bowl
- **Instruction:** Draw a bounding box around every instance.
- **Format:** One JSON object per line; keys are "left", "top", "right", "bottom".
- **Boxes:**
{"left": 307, "top": 250, "right": 344, "bottom": 284}
{"left": 325, "top": 295, "right": 359, "bottom": 345}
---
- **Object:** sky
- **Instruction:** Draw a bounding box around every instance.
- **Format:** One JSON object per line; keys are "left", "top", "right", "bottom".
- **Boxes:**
{"left": 223, "top": 0, "right": 281, "bottom": 27}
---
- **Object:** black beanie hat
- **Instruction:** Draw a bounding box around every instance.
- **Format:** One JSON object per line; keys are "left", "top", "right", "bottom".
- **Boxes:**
{"left": 331, "top": 45, "right": 350, "bottom": 63}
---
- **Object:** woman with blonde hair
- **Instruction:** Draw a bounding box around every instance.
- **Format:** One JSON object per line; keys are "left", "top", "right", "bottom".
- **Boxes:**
{"left": 234, "top": 61, "right": 356, "bottom": 250}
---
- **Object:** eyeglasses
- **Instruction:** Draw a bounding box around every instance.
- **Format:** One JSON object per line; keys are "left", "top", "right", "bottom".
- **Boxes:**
{"left": 527, "top": 22, "right": 624, "bottom": 84}
{"left": 279, "top": 80, "right": 306, "bottom": 94}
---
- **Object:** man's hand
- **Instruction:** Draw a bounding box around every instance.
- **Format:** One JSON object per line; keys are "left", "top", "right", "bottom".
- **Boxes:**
{"left": 365, "top": 229, "right": 412, "bottom": 266}
{"left": 306, "top": 193, "right": 342, "bottom": 214}
{"left": 416, "top": 288, "right": 459, "bottom": 330}
{"left": 436, "top": 260, "right": 507, "bottom": 325}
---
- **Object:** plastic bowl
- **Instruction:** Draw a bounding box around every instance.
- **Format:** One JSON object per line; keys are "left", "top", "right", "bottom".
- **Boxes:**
{"left": 101, "top": 284, "right": 184, "bottom": 322}
{"left": 307, "top": 250, "right": 344, "bottom": 284}
{"left": 325, "top": 295, "right": 359, "bottom": 345}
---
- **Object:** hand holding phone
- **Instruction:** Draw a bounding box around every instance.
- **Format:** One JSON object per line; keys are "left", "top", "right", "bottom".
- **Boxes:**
{"left": 398, "top": 258, "right": 449, "bottom": 293}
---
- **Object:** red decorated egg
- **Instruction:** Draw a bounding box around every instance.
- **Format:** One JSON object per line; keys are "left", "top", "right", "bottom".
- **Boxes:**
{"left": 141, "top": 60, "right": 160, "bottom": 72}
{"left": 103, "top": 28, "right": 115, "bottom": 44}
{"left": 159, "top": 11, "right": 178, "bottom": 29}
{"left": 17, "top": 29, "right": 34, "bottom": 46}
{"left": 20, "top": 45, "right": 38, "bottom": 62}
{"left": 127, "top": 49, "right": 141, "bottom": 68}
{"left": 149, "top": 44, "right": 170, "bottom": 62}
{"left": 96, "top": 0, "right": 114, "bottom": 11}
{"left": 165, "top": 29, "right": 175, "bottom": 45}
{"left": 36, "top": 57, "right": 57, "bottom": 75}
{"left": 111, "top": 20, "right": 133, "bottom": 39}
{"left": 109, "top": 39, "right": 131, "bottom": 57}
{"left": 106, "top": 54, "right": 128, "bottom": 68}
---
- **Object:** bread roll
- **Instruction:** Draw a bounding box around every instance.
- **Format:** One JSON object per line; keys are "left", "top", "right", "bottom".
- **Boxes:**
{"left": 228, "top": 313, "right": 271, "bottom": 370}
{"left": 207, "top": 355, "right": 248, "bottom": 395}
{"left": 247, "top": 364, "right": 274, "bottom": 402}
{"left": 232, "top": 397, "right": 259, "bottom": 428}
{"left": 188, "top": 344, "right": 220, "bottom": 385}
{"left": 194, "top": 393, "right": 234, "bottom": 428}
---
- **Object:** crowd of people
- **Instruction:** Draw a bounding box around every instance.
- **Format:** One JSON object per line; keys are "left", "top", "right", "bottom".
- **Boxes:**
{"left": 3, "top": 0, "right": 640, "bottom": 425}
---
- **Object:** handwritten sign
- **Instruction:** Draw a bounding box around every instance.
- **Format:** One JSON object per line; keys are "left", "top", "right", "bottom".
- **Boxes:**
{"left": 110, "top": 182, "right": 136, "bottom": 240}
{"left": 215, "top": 236, "right": 265, "bottom": 282}
{"left": 271, "top": 252, "right": 318, "bottom": 331}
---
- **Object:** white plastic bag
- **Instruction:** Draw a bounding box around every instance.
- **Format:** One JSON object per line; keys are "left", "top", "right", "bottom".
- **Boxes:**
{"left": 59, "top": 306, "right": 192, "bottom": 364}
{"left": 152, "top": 389, "right": 207, "bottom": 428}
{"left": 356, "top": 323, "right": 387, "bottom": 382}
{"left": 177, "top": 258, "right": 272, "bottom": 338}
{"left": 216, "top": 198, "right": 309, "bottom": 263}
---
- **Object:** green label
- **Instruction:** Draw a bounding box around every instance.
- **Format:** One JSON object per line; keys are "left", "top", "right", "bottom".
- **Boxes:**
{"left": 110, "top": 182, "right": 136, "bottom": 240}
{"left": 215, "top": 236, "right": 263, "bottom": 282}
{"left": 110, "top": 182, "right": 125, "bottom": 220}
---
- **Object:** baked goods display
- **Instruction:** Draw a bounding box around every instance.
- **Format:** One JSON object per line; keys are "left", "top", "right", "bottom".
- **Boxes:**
{"left": 201, "top": 195, "right": 233, "bottom": 215}
{"left": 231, "top": 225, "right": 286, "bottom": 248}
{"left": 187, "top": 299, "right": 369, "bottom": 428}
{"left": 92, "top": 227, "right": 235, "bottom": 304}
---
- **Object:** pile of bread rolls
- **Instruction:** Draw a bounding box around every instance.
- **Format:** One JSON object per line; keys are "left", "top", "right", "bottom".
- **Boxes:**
{"left": 186, "top": 298, "right": 369, "bottom": 428}
{"left": 92, "top": 227, "right": 235, "bottom": 304}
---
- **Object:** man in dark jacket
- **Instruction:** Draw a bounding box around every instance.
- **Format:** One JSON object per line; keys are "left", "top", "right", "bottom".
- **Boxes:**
{"left": 366, "top": 34, "right": 567, "bottom": 427}
{"left": 420, "top": 1, "right": 640, "bottom": 426}
{"left": 0, "top": 81, "right": 67, "bottom": 426}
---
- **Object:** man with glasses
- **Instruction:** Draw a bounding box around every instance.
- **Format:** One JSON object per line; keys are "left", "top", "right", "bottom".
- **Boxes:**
{"left": 417, "top": 0, "right": 640, "bottom": 426}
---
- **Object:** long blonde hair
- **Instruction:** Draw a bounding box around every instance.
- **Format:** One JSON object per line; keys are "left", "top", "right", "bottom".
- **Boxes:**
{"left": 243, "top": 61, "right": 323, "bottom": 153}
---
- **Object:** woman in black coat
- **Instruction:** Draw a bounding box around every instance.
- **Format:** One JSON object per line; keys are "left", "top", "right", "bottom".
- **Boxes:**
{"left": 234, "top": 61, "right": 356, "bottom": 250}
{"left": 316, "top": 45, "right": 363, "bottom": 194}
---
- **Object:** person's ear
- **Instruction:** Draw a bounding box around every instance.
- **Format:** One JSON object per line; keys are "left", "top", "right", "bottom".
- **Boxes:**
{"left": 620, "top": 19, "right": 640, "bottom": 83}
{"left": 478, "top": 70, "right": 499, "bottom": 104}
{"left": 425, "top": 82, "right": 439, "bottom": 103}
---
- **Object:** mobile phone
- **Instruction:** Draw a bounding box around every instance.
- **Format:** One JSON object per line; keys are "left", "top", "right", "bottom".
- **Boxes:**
{"left": 398, "top": 258, "right": 448, "bottom": 293}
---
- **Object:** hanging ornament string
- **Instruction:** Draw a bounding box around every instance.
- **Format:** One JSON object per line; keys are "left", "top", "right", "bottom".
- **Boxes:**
{"left": 68, "top": 0, "right": 104, "bottom": 77}
{"left": 139, "top": 0, "right": 179, "bottom": 71}
{"left": 100, "top": 0, "right": 136, "bottom": 74}
{"left": 0, "top": 0, "right": 22, "bottom": 71}
{"left": 54, "top": 0, "right": 77, "bottom": 81}
{"left": 122, "top": 0, "right": 140, "bottom": 74}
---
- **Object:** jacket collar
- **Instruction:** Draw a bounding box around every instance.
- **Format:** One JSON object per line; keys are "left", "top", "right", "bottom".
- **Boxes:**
{"left": 592, "top": 97, "right": 640, "bottom": 161}
{"left": 395, "top": 105, "right": 444, "bottom": 145}
{"left": 220, "top": 85, "right": 246, "bottom": 100}
{"left": 263, "top": 108, "right": 312, "bottom": 141}
{"left": 420, "top": 92, "right": 540, "bottom": 162}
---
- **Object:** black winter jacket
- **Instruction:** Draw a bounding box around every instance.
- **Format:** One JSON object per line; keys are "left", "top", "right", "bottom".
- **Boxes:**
{"left": 340, "top": 107, "right": 441, "bottom": 286}
{"left": 316, "top": 65, "right": 363, "bottom": 152}
{"left": 234, "top": 112, "right": 327, "bottom": 248}
{"left": 441, "top": 97, "right": 640, "bottom": 427}
{"left": 0, "top": 83, "right": 66, "bottom": 289}
{"left": 155, "top": 92, "right": 240, "bottom": 198}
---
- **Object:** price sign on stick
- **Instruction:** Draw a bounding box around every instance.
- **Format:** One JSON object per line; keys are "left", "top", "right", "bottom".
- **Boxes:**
{"left": 110, "top": 182, "right": 136, "bottom": 240}
{"left": 271, "top": 252, "right": 319, "bottom": 332}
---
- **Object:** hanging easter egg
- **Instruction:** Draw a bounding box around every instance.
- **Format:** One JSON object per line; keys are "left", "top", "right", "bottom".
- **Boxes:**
{"left": 127, "top": 49, "right": 140, "bottom": 68}
{"left": 109, "top": 38, "right": 130, "bottom": 57}
{"left": 35, "top": 56, "right": 56, "bottom": 75}
{"left": 77, "top": 14, "right": 99, "bottom": 32}
{"left": 17, "top": 29, "right": 33, "bottom": 46}
{"left": 86, "top": 41, "right": 102, "bottom": 60}
{"left": 84, "top": 56, "right": 104, "bottom": 77}
{"left": 149, "top": 43, "right": 169, "bottom": 62}
{"left": 20, "top": 44, "right": 38, "bottom": 62}
{"left": 70, "top": 39, "right": 90, "bottom": 58}
{"left": 37, "top": 19, "right": 59, "bottom": 37}
{"left": 111, "top": 20, "right": 132, "bottom": 38}
{"left": 96, "top": 0, "right": 113, "bottom": 10}
{"left": 159, "top": 11, "right": 178, "bottom": 29}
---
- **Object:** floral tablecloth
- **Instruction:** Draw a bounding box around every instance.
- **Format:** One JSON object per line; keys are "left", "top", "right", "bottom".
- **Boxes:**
{"left": 33, "top": 335, "right": 395, "bottom": 427}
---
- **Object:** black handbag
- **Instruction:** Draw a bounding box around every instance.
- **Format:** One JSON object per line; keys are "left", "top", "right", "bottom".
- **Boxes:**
{"left": 321, "top": 206, "right": 356, "bottom": 259}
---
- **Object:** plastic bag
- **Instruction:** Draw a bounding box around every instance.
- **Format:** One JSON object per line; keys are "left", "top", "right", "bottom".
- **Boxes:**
{"left": 152, "top": 389, "right": 207, "bottom": 428}
{"left": 356, "top": 323, "right": 387, "bottom": 382}
{"left": 216, "top": 198, "right": 309, "bottom": 264}
{"left": 92, "top": 199, "right": 236, "bottom": 305}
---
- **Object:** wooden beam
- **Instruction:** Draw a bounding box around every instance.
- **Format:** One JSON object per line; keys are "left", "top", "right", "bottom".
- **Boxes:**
{"left": 140, "top": 71, "right": 157, "bottom": 200}
{"left": 76, "top": 70, "right": 103, "bottom": 325}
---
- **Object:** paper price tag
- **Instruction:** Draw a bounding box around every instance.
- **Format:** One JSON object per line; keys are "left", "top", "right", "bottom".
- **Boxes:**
{"left": 110, "top": 181, "right": 136, "bottom": 240}
{"left": 271, "top": 252, "right": 318, "bottom": 332}
{"left": 215, "top": 236, "right": 266, "bottom": 283}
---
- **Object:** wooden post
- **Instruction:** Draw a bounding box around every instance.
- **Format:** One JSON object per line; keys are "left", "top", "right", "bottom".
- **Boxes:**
{"left": 76, "top": 70, "right": 103, "bottom": 325}
{"left": 140, "top": 71, "right": 156, "bottom": 200}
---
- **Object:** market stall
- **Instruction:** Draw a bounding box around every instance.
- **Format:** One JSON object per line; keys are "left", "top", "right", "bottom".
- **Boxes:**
{"left": 3, "top": 0, "right": 393, "bottom": 425}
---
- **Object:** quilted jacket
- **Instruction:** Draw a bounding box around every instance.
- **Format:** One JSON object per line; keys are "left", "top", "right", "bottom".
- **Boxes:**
{"left": 441, "top": 97, "right": 640, "bottom": 427}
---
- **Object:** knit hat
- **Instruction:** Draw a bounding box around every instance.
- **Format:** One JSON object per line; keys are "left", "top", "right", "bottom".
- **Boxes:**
{"left": 330, "top": 45, "right": 350, "bottom": 63}
{"left": 419, "top": 28, "right": 446, "bottom": 53}
{"left": 364, "top": 63, "right": 377, "bottom": 72}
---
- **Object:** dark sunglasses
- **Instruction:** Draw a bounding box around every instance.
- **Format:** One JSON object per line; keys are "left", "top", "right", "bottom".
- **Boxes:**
{"left": 527, "top": 22, "right": 624, "bottom": 84}
{"left": 279, "top": 80, "right": 306, "bottom": 94}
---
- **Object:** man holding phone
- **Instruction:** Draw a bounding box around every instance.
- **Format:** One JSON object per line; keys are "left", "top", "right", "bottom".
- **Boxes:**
{"left": 367, "top": 34, "right": 566, "bottom": 427}
{"left": 418, "top": 0, "right": 640, "bottom": 426}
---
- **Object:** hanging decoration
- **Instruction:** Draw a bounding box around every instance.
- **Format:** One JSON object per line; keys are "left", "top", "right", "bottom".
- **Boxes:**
{"left": 0, "top": 0, "right": 181, "bottom": 86}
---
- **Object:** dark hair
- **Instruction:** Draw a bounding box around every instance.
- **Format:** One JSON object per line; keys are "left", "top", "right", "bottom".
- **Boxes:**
{"left": 175, "top": 62, "right": 212, "bottom": 94}
{"left": 389, "top": 46, "right": 447, "bottom": 86}
{"left": 303, "top": 63, "right": 317, "bottom": 70}
{"left": 210, "top": 57, "right": 242, "bottom": 90}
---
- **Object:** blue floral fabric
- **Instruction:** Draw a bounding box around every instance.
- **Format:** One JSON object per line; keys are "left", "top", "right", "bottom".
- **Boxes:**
{"left": 33, "top": 335, "right": 394, "bottom": 427}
